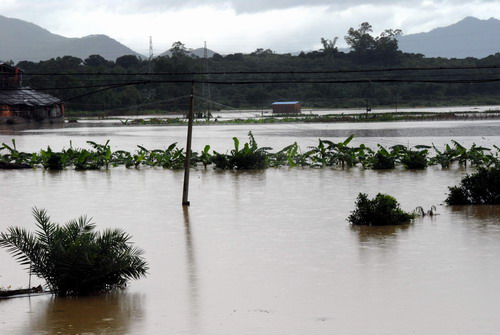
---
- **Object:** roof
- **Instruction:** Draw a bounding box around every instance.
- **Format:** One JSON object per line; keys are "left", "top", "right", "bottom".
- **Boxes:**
{"left": 0, "top": 63, "right": 17, "bottom": 73}
{"left": 272, "top": 101, "right": 300, "bottom": 105}
{"left": 0, "top": 87, "right": 61, "bottom": 107}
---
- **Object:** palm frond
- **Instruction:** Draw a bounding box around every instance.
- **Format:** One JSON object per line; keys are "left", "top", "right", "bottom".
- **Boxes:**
{"left": 0, "top": 208, "right": 148, "bottom": 296}
{"left": 32, "top": 207, "right": 56, "bottom": 247}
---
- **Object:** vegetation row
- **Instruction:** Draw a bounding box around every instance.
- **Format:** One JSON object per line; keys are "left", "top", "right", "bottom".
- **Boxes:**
{"left": 1, "top": 133, "right": 499, "bottom": 171}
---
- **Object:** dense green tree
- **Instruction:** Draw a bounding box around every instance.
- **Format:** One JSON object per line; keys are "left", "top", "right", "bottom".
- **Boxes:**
{"left": 251, "top": 48, "right": 275, "bottom": 57}
{"left": 116, "top": 55, "right": 141, "bottom": 69}
{"left": 170, "top": 41, "right": 190, "bottom": 57}
{"left": 84, "top": 54, "right": 113, "bottom": 68}
{"left": 345, "top": 22, "right": 402, "bottom": 65}
{"left": 57, "top": 56, "right": 84, "bottom": 69}
{"left": 320, "top": 37, "right": 339, "bottom": 55}
{"left": 375, "top": 29, "right": 403, "bottom": 62}
{"left": 345, "top": 22, "right": 375, "bottom": 54}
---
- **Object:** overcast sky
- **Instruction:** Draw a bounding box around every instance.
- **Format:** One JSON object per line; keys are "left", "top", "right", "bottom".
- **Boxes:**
{"left": 1, "top": 0, "right": 499, "bottom": 55}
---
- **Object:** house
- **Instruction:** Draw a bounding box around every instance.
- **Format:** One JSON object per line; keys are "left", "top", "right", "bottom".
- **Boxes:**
{"left": 272, "top": 101, "right": 301, "bottom": 114}
{"left": 0, "top": 63, "right": 64, "bottom": 123}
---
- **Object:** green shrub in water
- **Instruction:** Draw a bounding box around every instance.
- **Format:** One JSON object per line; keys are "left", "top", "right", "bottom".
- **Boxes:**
{"left": 348, "top": 193, "right": 415, "bottom": 226}
{"left": 445, "top": 167, "right": 500, "bottom": 205}
{"left": 0, "top": 208, "right": 148, "bottom": 296}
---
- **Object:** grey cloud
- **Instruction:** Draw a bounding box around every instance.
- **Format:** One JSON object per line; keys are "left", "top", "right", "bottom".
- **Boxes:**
{"left": 13, "top": 0, "right": 490, "bottom": 15}
{"left": 127, "top": 0, "right": 375, "bottom": 13}
{"left": 113, "top": 0, "right": 487, "bottom": 14}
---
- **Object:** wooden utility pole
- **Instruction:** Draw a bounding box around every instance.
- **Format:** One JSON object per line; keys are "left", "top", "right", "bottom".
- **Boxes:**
{"left": 182, "top": 81, "right": 195, "bottom": 206}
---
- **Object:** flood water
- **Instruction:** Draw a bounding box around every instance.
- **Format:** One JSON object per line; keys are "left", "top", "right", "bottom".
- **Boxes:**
{"left": 1, "top": 120, "right": 500, "bottom": 334}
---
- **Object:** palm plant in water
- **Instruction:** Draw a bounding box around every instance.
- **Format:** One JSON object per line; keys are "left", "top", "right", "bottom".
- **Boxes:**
{"left": 0, "top": 208, "right": 148, "bottom": 296}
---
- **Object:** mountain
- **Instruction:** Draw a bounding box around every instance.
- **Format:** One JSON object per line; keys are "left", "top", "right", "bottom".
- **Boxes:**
{"left": 2, "top": 14, "right": 499, "bottom": 63}
{"left": 397, "top": 17, "right": 500, "bottom": 58}
{"left": 158, "top": 47, "right": 217, "bottom": 58}
{"left": 0, "top": 15, "right": 144, "bottom": 63}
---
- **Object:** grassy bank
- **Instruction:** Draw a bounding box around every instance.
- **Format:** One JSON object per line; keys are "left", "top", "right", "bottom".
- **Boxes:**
{"left": 63, "top": 109, "right": 500, "bottom": 126}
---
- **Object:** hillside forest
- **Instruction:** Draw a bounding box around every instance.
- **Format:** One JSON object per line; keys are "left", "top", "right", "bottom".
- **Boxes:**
{"left": 8, "top": 23, "right": 500, "bottom": 114}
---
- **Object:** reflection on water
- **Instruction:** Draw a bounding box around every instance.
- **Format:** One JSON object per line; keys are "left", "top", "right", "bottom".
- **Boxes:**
{"left": 350, "top": 223, "right": 413, "bottom": 245}
{"left": 0, "top": 124, "right": 499, "bottom": 334}
{"left": 450, "top": 205, "right": 500, "bottom": 224}
{"left": 183, "top": 207, "right": 200, "bottom": 332}
{"left": 267, "top": 121, "right": 500, "bottom": 139}
{"left": 14, "top": 292, "right": 144, "bottom": 335}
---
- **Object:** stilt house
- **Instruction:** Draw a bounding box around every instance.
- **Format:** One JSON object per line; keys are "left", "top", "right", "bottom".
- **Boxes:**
{"left": 0, "top": 63, "right": 64, "bottom": 123}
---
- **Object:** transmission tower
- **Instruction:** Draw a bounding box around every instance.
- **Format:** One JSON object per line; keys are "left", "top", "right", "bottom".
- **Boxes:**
{"left": 148, "top": 36, "right": 154, "bottom": 72}
{"left": 202, "top": 41, "right": 207, "bottom": 97}
{"left": 148, "top": 36, "right": 154, "bottom": 100}
{"left": 149, "top": 36, "right": 154, "bottom": 60}
{"left": 203, "top": 41, "right": 211, "bottom": 119}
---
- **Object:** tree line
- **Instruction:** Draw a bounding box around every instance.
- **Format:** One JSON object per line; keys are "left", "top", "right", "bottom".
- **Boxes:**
{"left": 12, "top": 22, "right": 500, "bottom": 114}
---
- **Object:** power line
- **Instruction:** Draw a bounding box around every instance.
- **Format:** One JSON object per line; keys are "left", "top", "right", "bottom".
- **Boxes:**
{"left": 17, "top": 64, "right": 500, "bottom": 77}
{"left": 4, "top": 64, "right": 500, "bottom": 106}
{"left": 53, "top": 76, "right": 500, "bottom": 105}
{"left": 20, "top": 76, "right": 500, "bottom": 92}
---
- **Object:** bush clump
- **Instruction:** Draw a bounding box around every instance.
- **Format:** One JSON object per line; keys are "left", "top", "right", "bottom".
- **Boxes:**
{"left": 348, "top": 193, "right": 415, "bottom": 226}
{"left": 445, "top": 167, "right": 500, "bottom": 205}
{"left": 0, "top": 208, "right": 148, "bottom": 296}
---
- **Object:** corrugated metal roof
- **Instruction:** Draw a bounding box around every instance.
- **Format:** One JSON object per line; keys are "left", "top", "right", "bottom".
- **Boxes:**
{"left": 0, "top": 87, "right": 60, "bottom": 107}
{"left": 272, "top": 101, "right": 300, "bottom": 105}
{"left": 0, "top": 63, "right": 17, "bottom": 73}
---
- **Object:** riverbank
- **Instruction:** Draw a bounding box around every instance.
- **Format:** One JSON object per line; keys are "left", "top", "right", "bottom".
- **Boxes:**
{"left": 69, "top": 108, "right": 500, "bottom": 127}
{"left": 2, "top": 105, "right": 500, "bottom": 129}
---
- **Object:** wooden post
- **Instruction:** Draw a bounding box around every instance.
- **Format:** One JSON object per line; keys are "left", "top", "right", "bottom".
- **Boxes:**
{"left": 182, "top": 81, "right": 195, "bottom": 206}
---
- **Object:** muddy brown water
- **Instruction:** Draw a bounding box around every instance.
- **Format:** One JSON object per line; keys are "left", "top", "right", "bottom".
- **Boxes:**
{"left": 0, "top": 121, "right": 499, "bottom": 334}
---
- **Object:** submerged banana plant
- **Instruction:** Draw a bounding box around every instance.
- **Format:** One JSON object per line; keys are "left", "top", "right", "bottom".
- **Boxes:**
{"left": 87, "top": 140, "right": 112, "bottom": 170}
{"left": 212, "top": 131, "right": 271, "bottom": 170}
{"left": 1, "top": 137, "right": 499, "bottom": 171}
{"left": 395, "top": 144, "right": 430, "bottom": 169}
{"left": 430, "top": 143, "right": 459, "bottom": 168}
{"left": 1, "top": 139, "right": 34, "bottom": 165}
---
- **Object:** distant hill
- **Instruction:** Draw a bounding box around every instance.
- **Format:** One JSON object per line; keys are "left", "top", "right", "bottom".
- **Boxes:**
{"left": 0, "top": 15, "right": 144, "bottom": 63}
{"left": 158, "top": 47, "right": 217, "bottom": 58}
{"left": 2, "top": 14, "right": 499, "bottom": 63}
{"left": 397, "top": 17, "right": 500, "bottom": 58}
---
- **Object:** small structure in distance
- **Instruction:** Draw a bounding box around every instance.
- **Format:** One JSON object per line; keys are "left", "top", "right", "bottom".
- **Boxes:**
{"left": 0, "top": 63, "right": 64, "bottom": 124}
{"left": 272, "top": 101, "right": 301, "bottom": 114}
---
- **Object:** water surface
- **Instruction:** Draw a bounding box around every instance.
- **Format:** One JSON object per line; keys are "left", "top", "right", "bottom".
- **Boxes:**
{"left": 0, "top": 122, "right": 499, "bottom": 334}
